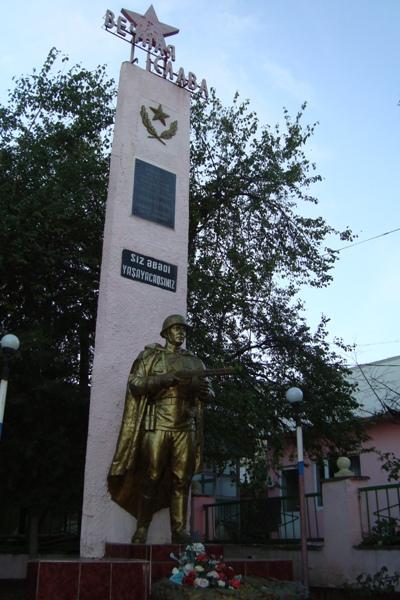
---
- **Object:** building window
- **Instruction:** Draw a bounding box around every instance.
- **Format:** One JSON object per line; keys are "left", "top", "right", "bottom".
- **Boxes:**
{"left": 349, "top": 455, "right": 361, "bottom": 475}
{"left": 280, "top": 467, "right": 299, "bottom": 512}
{"left": 193, "top": 463, "right": 238, "bottom": 500}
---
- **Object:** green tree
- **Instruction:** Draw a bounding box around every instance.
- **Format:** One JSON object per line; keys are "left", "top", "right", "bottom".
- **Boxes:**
{"left": 0, "top": 51, "right": 366, "bottom": 539}
{"left": 0, "top": 48, "right": 115, "bottom": 548}
{"left": 187, "top": 91, "right": 365, "bottom": 470}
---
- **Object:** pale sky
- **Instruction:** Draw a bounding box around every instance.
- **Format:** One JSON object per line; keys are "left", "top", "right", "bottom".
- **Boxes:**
{"left": 1, "top": 0, "right": 399, "bottom": 366}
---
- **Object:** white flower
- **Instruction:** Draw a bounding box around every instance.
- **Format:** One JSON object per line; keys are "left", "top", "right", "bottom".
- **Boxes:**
{"left": 218, "top": 580, "right": 226, "bottom": 587}
{"left": 183, "top": 563, "right": 194, "bottom": 574}
{"left": 194, "top": 577, "right": 209, "bottom": 588}
{"left": 206, "top": 570, "right": 219, "bottom": 578}
{"left": 188, "top": 542, "right": 205, "bottom": 554}
{"left": 172, "top": 567, "right": 180, "bottom": 575}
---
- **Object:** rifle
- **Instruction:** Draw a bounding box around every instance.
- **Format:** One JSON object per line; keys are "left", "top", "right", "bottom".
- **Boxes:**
{"left": 172, "top": 367, "right": 236, "bottom": 380}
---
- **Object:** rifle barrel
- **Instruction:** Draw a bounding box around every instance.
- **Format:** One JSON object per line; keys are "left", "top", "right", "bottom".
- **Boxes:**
{"left": 174, "top": 367, "right": 236, "bottom": 378}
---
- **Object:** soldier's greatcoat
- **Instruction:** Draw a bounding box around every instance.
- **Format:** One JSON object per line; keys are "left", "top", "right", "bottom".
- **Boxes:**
{"left": 107, "top": 344, "right": 204, "bottom": 518}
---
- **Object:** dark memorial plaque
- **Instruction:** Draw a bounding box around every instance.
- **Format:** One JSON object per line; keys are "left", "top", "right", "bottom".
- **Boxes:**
{"left": 121, "top": 249, "right": 177, "bottom": 292}
{"left": 132, "top": 158, "right": 176, "bottom": 228}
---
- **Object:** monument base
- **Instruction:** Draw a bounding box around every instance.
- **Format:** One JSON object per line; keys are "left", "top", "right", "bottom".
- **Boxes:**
{"left": 27, "top": 544, "right": 293, "bottom": 600}
{"left": 26, "top": 558, "right": 149, "bottom": 600}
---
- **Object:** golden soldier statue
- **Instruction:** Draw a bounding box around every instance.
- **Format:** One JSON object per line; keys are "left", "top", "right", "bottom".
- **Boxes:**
{"left": 108, "top": 314, "right": 214, "bottom": 544}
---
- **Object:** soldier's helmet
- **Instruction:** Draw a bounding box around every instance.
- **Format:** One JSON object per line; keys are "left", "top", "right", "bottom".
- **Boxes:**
{"left": 160, "top": 314, "right": 188, "bottom": 338}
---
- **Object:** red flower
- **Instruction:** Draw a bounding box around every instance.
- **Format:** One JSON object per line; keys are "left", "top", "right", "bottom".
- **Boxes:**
{"left": 183, "top": 570, "right": 196, "bottom": 586}
{"left": 229, "top": 578, "right": 241, "bottom": 589}
{"left": 216, "top": 562, "right": 226, "bottom": 572}
{"left": 197, "top": 553, "right": 208, "bottom": 562}
{"left": 226, "top": 566, "right": 235, "bottom": 578}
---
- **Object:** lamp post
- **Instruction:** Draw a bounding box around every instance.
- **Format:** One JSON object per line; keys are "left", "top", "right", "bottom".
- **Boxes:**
{"left": 0, "top": 334, "right": 20, "bottom": 439}
{"left": 286, "top": 386, "right": 309, "bottom": 596}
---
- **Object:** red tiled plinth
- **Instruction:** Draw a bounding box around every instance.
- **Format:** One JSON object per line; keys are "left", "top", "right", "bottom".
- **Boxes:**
{"left": 111, "top": 562, "right": 149, "bottom": 600}
{"left": 151, "top": 560, "right": 176, "bottom": 583}
{"left": 26, "top": 559, "right": 149, "bottom": 600}
{"left": 80, "top": 562, "right": 111, "bottom": 600}
{"left": 26, "top": 548, "right": 292, "bottom": 599}
{"left": 36, "top": 562, "right": 79, "bottom": 600}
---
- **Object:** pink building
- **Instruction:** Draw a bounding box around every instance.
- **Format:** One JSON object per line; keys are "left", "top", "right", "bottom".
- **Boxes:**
{"left": 199, "top": 356, "right": 400, "bottom": 588}
{"left": 266, "top": 355, "right": 400, "bottom": 537}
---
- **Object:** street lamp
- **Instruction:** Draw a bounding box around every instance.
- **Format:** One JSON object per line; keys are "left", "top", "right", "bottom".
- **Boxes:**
{"left": 286, "top": 386, "right": 309, "bottom": 596}
{"left": 0, "top": 334, "right": 20, "bottom": 439}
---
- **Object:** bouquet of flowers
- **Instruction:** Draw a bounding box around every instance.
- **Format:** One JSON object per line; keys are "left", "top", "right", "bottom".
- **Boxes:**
{"left": 169, "top": 543, "right": 242, "bottom": 590}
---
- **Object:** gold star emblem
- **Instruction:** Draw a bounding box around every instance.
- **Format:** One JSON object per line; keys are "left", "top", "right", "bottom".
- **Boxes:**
{"left": 149, "top": 104, "right": 170, "bottom": 126}
{"left": 122, "top": 5, "right": 179, "bottom": 53}
{"left": 140, "top": 105, "right": 178, "bottom": 145}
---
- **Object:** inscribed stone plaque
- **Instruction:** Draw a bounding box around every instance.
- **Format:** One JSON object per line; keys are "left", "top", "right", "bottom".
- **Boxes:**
{"left": 132, "top": 158, "right": 176, "bottom": 228}
{"left": 121, "top": 249, "right": 177, "bottom": 292}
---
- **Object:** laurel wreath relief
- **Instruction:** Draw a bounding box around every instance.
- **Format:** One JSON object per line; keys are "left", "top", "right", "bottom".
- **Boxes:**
{"left": 140, "top": 105, "right": 178, "bottom": 145}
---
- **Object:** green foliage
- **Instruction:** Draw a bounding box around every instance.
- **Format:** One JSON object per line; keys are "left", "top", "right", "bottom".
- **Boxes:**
{"left": 0, "top": 48, "right": 115, "bottom": 386}
{"left": 346, "top": 566, "right": 400, "bottom": 596}
{"left": 188, "top": 90, "right": 364, "bottom": 468}
{"left": 0, "top": 48, "right": 115, "bottom": 520}
{"left": 361, "top": 517, "right": 400, "bottom": 547}
{"left": 239, "top": 454, "right": 270, "bottom": 499}
{"left": 0, "top": 383, "right": 88, "bottom": 513}
{"left": 380, "top": 451, "right": 400, "bottom": 482}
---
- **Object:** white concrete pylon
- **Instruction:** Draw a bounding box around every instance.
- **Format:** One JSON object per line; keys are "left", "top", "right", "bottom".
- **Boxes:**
{"left": 80, "top": 62, "right": 190, "bottom": 558}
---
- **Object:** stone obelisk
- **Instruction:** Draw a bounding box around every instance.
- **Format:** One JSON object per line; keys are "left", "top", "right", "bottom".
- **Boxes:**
{"left": 80, "top": 6, "right": 194, "bottom": 557}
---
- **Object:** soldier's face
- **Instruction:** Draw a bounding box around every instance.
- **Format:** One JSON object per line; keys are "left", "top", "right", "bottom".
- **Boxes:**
{"left": 166, "top": 324, "right": 186, "bottom": 347}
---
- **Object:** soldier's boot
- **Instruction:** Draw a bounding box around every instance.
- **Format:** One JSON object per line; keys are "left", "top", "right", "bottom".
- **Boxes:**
{"left": 170, "top": 491, "right": 191, "bottom": 544}
{"left": 131, "top": 494, "right": 153, "bottom": 544}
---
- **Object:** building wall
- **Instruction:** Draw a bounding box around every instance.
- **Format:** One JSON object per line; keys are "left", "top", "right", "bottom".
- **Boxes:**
{"left": 360, "top": 420, "right": 400, "bottom": 484}
{"left": 268, "top": 418, "right": 400, "bottom": 497}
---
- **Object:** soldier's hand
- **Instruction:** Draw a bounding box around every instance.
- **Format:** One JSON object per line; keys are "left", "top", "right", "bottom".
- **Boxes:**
{"left": 198, "top": 381, "right": 214, "bottom": 402}
{"left": 157, "top": 373, "right": 180, "bottom": 388}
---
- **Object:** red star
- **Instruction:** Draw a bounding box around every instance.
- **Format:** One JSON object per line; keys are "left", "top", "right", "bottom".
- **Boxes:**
{"left": 122, "top": 5, "right": 179, "bottom": 53}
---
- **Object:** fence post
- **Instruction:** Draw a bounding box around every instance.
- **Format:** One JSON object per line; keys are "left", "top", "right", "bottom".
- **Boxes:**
{"left": 192, "top": 495, "right": 216, "bottom": 541}
{"left": 319, "top": 476, "right": 369, "bottom": 587}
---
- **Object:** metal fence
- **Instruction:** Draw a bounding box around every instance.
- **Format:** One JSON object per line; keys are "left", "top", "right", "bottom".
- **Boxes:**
{"left": 0, "top": 510, "right": 80, "bottom": 553}
{"left": 359, "top": 483, "right": 400, "bottom": 538}
{"left": 204, "top": 494, "right": 322, "bottom": 544}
